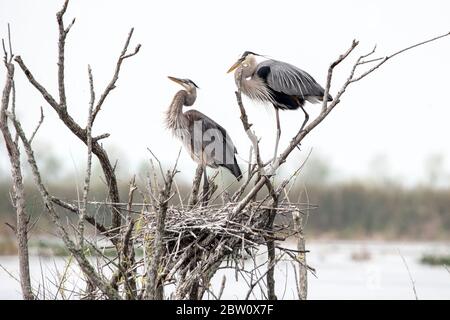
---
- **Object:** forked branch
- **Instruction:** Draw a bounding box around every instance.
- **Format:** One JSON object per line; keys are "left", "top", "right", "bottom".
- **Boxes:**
{"left": 13, "top": 0, "right": 141, "bottom": 233}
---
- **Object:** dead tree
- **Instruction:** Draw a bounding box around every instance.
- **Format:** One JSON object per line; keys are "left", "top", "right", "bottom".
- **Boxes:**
{"left": 13, "top": 0, "right": 140, "bottom": 243}
{"left": 1, "top": 0, "right": 139, "bottom": 299}
{"left": 0, "top": 25, "right": 34, "bottom": 300}
{"left": 1, "top": 0, "right": 449, "bottom": 300}
{"left": 135, "top": 31, "right": 450, "bottom": 300}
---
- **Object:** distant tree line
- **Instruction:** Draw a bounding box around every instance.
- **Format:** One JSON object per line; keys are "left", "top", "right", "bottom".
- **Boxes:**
{"left": 1, "top": 174, "right": 449, "bottom": 240}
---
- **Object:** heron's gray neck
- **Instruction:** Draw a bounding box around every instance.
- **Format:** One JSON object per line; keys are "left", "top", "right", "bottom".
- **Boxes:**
{"left": 166, "top": 90, "right": 191, "bottom": 130}
{"left": 184, "top": 88, "right": 197, "bottom": 106}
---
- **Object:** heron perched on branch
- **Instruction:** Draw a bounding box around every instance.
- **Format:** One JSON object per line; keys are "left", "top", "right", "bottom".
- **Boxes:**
{"left": 166, "top": 76, "right": 242, "bottom": 196}
{"left": 227, "top": 51, "right": 332, "bottom": 158}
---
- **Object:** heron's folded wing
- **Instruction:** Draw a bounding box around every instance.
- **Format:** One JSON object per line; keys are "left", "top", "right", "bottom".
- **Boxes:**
{"left": 257, "top": 60, "right": 326, "bottom": 98}
{"left": 185, "top": 110, "right": 238, "bottom": 165}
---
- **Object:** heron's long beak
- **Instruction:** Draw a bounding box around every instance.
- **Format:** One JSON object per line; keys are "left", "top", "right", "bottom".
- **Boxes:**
{"left": 167, "top": 76, "right": 185, "bottom": 86}
{"left": 227, "top": 59, "right": 243, "bottom": 73}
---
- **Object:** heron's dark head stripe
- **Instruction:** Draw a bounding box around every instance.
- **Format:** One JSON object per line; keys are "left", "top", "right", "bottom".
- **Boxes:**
{"left": 241, "top": 51, "right": 259, "bottom": 58}
{"left": 188, "top": 79, "right": 200, "bottom": 89}
{"left": 179, "top": 78, "right": 199, "bottom": 89}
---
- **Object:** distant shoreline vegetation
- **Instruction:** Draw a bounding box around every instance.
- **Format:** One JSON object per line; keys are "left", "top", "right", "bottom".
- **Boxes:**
{"left": 1, "top": 176, "right": 450, "bottom": 241}
{"left": 0, "top": 239, "right": 144, "bottom": 258}
{"left": 420, "top": 254, "right": 450, "bottom": 266}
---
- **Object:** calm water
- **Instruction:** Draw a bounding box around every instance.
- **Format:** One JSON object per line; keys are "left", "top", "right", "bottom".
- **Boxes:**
{"left": 1, "top": 241, "right": 449, "bottom": 300}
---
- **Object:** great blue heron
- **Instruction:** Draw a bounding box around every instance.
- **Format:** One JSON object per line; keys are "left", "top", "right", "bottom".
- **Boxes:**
{"left": 166, "top": 76, "right": 242, "bottom": 196}
{"left": 227, "top": 51, "right": 332, "bottom": 158}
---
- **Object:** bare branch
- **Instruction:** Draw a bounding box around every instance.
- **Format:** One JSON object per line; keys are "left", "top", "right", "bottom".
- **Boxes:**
{"left": 145, "top": 157, "right": 180, "bottom": 299}
{"left": 122, "top": 176, "right": 138, "bottom": 299}
{"left": 49, "top": 196, "right": 111, "bottom": 237}
{"left": 92, "top": 28, "right": 141, "bottom": 123}
{"left": 350, "top": 31, "right": 450, "bottom": 83}
{"left": 7, "top": 24, "right": 13, "bottom": 63}
{"left": 65, "top": 18, "right": 76, "bottom": 35}
{"left": 0, "top": 35, "right": 33, "bottom": 299}
{"left": 14, "top": 56, "right": 60, "bottom": 109}
{"left": 292, "top": 209, "right": 307, "bottom": 300}
{"left": 147, "top": 147, "right": 167, "bottom": 185}
{"left": 78, "top": 65, "right": 95, "bottom": 248}
{"left": 217, "top": 275, "right": 226, "bottom": 300}
{"left": 5, "top": 222, "right": 17, "bottom": 235}
{"left": 29, "top": 106, "right": 44, "bottom": 144}
{"left": 399, "top": 250, "right": 418, "bottom": 300}
{"left": 321, "top": 39, "right": 359, "bottom": 112}
{"left": 188, "top": 164, "right": 203, "bottom": 207}
{"left": 1, "top": 39, "right": 7, "bottom": 62}
{"left": 56, "top": 0, "right": 71, "bottom": 110}
{"left": 234, "top": 90, "right": 277, "bottom": 208}
{"left": 235, "top": 91, "right": 264, "bottom": 173}
{"left": 93, "top": 133, "right": 110, "bottom": 142}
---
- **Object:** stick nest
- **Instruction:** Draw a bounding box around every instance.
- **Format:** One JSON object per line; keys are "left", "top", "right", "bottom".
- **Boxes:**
{"left": 134, "top": 201, "right": 312, "bottom": 253}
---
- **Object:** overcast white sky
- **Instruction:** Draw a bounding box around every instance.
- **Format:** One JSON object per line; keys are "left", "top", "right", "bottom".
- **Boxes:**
{"left": 0, "top": 0, "right": 449, "bottom": 186}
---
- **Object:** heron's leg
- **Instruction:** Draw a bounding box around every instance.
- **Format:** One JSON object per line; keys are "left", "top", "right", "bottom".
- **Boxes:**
{"left": 296, "top": 105, "right": 310, "bottom": 150}
{"left": 202, "top": 167, "right": 209, "bottom": 205}
{"left": 273, "top": 108, "right": 281, "bottom": 164}
{"left": 299, "top": 105, "right": 309, "bottom": 132}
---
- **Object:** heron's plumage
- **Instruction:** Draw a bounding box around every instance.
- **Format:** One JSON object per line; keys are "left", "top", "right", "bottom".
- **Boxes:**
{"left": 235, "top": 54, "right": 332, "bottom": 111}
{"left": 258, "top": 59, "right": 332, "bottom": 107}
{"left": 166, "top": 88, "right": 242, "bottom": 180}
{"left": 185, "top": 110, "right": 241, "bottom": 176}
{"left": 235, "top": 70, "right": 275, "bottom": 106}
{"left": 259, "top": 60, "right": 320, "bottom": 96}
{"left": 165, "top": 91, "right": 190, "bottom": 131}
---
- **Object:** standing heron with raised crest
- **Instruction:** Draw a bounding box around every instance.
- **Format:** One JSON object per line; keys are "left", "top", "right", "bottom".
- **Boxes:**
{"left": 227, "top": 51, "right": 332, "bottom": 159}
